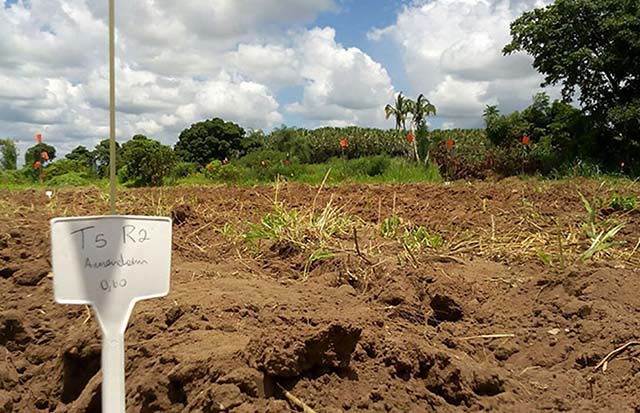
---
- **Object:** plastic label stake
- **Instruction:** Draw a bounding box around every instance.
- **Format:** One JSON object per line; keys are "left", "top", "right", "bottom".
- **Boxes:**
{"left": 51, "top": 216, "right": 172, "bottom": 413}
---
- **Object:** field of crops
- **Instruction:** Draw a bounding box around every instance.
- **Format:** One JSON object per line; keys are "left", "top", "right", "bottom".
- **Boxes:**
{"left": 1, "top": 177, "right": 640, "bottom": 412}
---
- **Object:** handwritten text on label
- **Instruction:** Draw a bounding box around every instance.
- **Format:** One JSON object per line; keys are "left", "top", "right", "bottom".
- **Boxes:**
{"left": 71, "top": 225, "right": 151, "bottom": 250}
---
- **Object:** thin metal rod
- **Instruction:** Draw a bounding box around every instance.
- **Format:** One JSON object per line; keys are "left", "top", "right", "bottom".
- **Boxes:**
{"left": 109, "top": 0, "right": 117, "bottom": 215}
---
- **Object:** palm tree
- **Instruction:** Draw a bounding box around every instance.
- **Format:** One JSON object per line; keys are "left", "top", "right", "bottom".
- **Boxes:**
{"left": 483, "top": 105, "right": 500, "bottom": 120}
{"left": 407, "top": 94, "right": 436, "bottom": 162}
{"left": 409, "top": 94, "right": 436, "bottom": 129}
{"left": 385, "top": 92, "right": 411, "bottom": 131}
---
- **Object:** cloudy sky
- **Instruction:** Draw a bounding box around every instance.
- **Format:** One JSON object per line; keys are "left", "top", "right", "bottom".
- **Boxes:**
{"left": 1, "top": 0, "right": 553, "bottom": 159}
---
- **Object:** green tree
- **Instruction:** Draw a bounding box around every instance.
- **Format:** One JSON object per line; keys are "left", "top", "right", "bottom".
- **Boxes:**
{"left": 407, "top": 94, "right": 437, "bottom": 162}
{"left": 384, "top": 92, "right": 411, "bottom": 131}
{"left": 242, "top": 129, "right": 266, "bottom": 154}
{"left": 522, "top": 93, "right": 552, "bottom": 139}
{"left": 66, "top": 145, "right": 94, "bottom": 168}
{"left": 266, "top": 126, "right": 312, "bottom": 163}
{"left": 92, "top": 139, "right": 121, "bottom": 178}
{"left": 504, "top": 0, "right": 640, "bottom": 152}
{"left": 174, "top": 118, "right": 246, "bottom": 166}
{"left": 0, "top": 139, "right": 17, "bottom": 170}
{"left": 25, "top": 143, "right": 56, "bottom": 166}
{"left": 408, "top": 94, "right": 437, "bottom": 130}
{"left": 119, "top": 135, "right": 176, "bottom": 187}
{"left": 483, "top": 93, "right": 599, "bottom": 172}
{"left": 546, "top": 99, "right": 599, "bottom": 162}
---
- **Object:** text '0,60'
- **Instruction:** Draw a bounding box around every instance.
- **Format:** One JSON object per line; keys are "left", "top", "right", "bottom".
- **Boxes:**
{"left": 100, "top": 278, "right": 128, "bottom": 293}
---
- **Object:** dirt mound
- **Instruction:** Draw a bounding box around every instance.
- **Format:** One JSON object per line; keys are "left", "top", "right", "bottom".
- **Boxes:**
{"left": 1, "top": 179, "right": 640, "bottom": 411}
{"left": 247, "top": 322, "right": 362, "bottom": 378}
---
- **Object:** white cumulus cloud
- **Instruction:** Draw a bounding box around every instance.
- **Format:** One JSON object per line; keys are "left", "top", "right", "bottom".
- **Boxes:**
{"left": 1, "top": 0, "right": 403, "bottom": 163}
{"left": 0, "top": 0, "right": 339, "bottom": 160}
{"left": 370, "top": 0, "right": 556, "bottom": 127}
{"left": 285, "top": 27, "right": 396, "bottom": 128}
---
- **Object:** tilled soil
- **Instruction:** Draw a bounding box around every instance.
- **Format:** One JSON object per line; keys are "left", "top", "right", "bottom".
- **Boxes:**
{"left": 1, "top": 178, "right": 640, "bottom": 412}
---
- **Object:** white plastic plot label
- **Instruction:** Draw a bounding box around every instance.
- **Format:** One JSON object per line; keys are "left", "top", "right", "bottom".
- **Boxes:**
{"left": 51, "top": 215, "right": 172, "bottom": 413}
{"left": 51, "top": 216, "right": 171, "bottom": 308}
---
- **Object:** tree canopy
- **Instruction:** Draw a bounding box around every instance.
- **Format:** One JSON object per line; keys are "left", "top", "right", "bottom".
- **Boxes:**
{"left": 384, "top": 92, "right": 411, "bottom": 131}
{"left": 504, "top": 0, "right": 640, "bottom": 146}
{"left": 120, "top": 135, "right": 176, "bottom": 187}
{"left": 174, "top": 118, "right": 246, "bottom": 166}
{"left": 407, "top": 94, "right": 436, "bottom": 130}
{"left": 483, "top": 92, "right": 597, "bottom": 170}
{"left": 0, "top": 139, "right": 17, "bottom": 170}
{"left": 65, "top": 145, "right": 94, "bottom": 168}
{"left": 93, "top": 139, "right": 121, "bottom": 178}
{"left": 25, "top": 143, "right": 56, "bottom": 166}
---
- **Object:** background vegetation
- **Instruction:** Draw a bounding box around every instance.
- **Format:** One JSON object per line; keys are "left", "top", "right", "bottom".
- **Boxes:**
{"left": 1, "top": 0, "right": 638, "bottom": 189}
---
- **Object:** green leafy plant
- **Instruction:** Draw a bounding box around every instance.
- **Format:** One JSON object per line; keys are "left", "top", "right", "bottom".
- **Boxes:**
{"left": 403, "top": 226, "right": 443, "bottom": 251}
{"left": 304, "top": 250, "right": 336, "bottom": 276}
{"left": 608, "top": 193, "right": 637, "bottom": 212}
{"left": 578, "top": 190, "right": 604, "bottom": 237}
{"left": 537, "top": 250, "right": 554, "bottom": 266}
{"left": 576, "top": 187, "right": 626, "bottom": 260}
{"left": 244, "top": 203, "right": 301, "bottom": 243}
{"left": 380, "top": 216, "right": 402, "bottom": 238}
{"left": 581, "top": 223, "right": 625, "bottom": 260}
{"left": 214, "top": 222, "right": 242, "bottom": 243}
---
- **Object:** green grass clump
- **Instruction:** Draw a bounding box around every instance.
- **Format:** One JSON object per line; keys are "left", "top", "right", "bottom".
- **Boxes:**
{"left": 608, "top": 193, "right": 637, "bottom": 212}
{"left": 244, "top": 192, "right": 353, "bottom": 279}
{"left": 403, "top": 226, "right": 443, "bottom": 251}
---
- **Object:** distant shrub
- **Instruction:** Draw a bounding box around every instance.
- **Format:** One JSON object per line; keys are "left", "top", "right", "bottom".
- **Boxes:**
{"left": 217, "top": 164, "right": 245, "bottom": 181}
{"left": 239, "top": 149, "right": 303, "bottom": 181}
{"left": 0, "top": 169, "right": 31, "bottom": 186}
{"left": 490, "top": 144, "right": 528, "bottom": 176}
{"left": 171, "top": 161, "right": 201, "bottom": 178}
{"left": 430, "top": 131, "right": 491, "bottom": 179}
{"left": 204, "top": 160, "right": 245, "bottom": 182}
{"left": 265, "top": 126, "right": 312, "bottom": 163}
{"left": 346, "top": 155, "right": 391, "bottom": 177}
{"left": 47, "top": 172, "right": 93, "bottom": 187}
{"left": 44, "top": 159, "right": 96, "bottom": 181}
{"left": 483, "top": 93, "right": 601, "bottom": 175}
{"left": 550, "top": 159, "right": 603, "bottom": 178}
